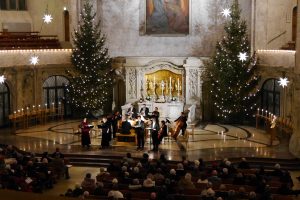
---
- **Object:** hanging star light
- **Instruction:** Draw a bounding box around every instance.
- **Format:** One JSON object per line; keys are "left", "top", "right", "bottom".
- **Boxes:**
{"left": 0, "top": 75, "right": 5, "bottom": 84}
{"left": 238, "top": 52, "right": 248, "bottom": 62}
{"left": 278, "top": 77, "right": 289, "bottom": 88}
{"left": 43, "top": 14, "right": 53, "bottom": 24}
{"left": 221, "top": 8, "right": 231, "bottom": 18}
{"left": 30, "top": 55, "right": 39, "bottom": 65}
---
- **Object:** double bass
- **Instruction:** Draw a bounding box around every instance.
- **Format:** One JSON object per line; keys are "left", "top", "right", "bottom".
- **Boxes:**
{"left": 171, "top": 119, "right": 184, "bottom": 140}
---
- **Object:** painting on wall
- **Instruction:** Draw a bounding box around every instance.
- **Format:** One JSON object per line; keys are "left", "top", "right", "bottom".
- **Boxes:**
{"left": 145, "top": 0, "right": 189, "bottom": 35}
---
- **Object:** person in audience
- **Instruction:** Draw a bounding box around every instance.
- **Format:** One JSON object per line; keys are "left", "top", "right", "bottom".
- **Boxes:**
{"left": 72, "top": 183, "right": 84, "bottom": 197}
{"left": 215, "top": 184, "right": 228, "bottom": 200}
{"left": 93, "top": 181, "right": 106, "bottom": 196}
{"left": 108, "top": 183, "right": 124, "bottom": 199}
{"left": 51, "top": 147, "right": 64, "bottom": 159}
{"left": 176, "top": 163, "right": 185, "bottom": 178}
{"left": 64, "top": 188, "right": 73, "bottom": 197}
{"left": 197, "top": 174, "right": 208, "bottom": 184}
{"left": 208, "top": 170, "right": 221, "bottom": 186}
{"left": 272, "top": 163, "right": 283, "bottom": 177}
{"left": 232, "top": 172, "right": 245, "bottom": 185}
{"left": 248, "top": 191, "right": 257, "bottom": 200}
{"left": 128, "top": 178, "right": 142, "bottom": 190}
{"left": 177, "top": 173, "right": 195, "bottom": 189}
{"left": 238, "top": 157, "right": 250, "bottom": 169}
{"left": 81, "top": 191, "right": 89, "bottom": 199}
{"left": 81, "top": 173, "right": 96, "bottom": 193}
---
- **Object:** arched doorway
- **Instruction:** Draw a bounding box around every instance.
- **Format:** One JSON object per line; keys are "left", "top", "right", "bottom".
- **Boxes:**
{"left": 43, "top": 76, "right": 71, "bottom": 117}
{"left": 260, "top": 79, "right": 281, "bottom": 116}
{"left": 0, "top": 82, "right": 10, "bottom": 127}
{"left": 64, "top": 10, "right": 70, "bottom": 42}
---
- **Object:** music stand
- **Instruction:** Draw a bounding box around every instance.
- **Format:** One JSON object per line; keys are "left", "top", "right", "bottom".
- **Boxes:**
{"left": 145, "top": 127, "right": 153, "bottom": 149}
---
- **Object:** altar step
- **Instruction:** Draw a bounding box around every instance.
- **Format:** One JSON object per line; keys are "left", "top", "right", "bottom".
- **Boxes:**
{"left": 62, "top": 153, "right": 300, "bottom": 171}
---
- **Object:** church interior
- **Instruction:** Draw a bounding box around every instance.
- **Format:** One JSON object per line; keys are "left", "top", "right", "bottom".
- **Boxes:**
{"left": 1, "top": 0, "right": 300, "bottom": 199}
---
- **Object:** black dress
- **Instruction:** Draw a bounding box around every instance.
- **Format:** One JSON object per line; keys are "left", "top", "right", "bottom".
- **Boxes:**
{"left": 98, "top": 122, "right": 110, "bottom": 148}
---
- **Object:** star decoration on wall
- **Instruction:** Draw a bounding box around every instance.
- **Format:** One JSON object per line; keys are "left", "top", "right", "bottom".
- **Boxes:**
{"left": 30, "top": 55, "right": 39, "bottom": 65}
{"left": 0, "top": 75, "right": 5, "bottom": 84}
{"left": 278, "top": 77, "right": 289, "bottom": 88}
{"left": 221, "top": 8, "right": 231, "bottom": 18}
{"left": 238, "top": 52, "right": 248, "bottom": 62}
{"left": 43, "top": 14, "right": 53, "bottom": 24}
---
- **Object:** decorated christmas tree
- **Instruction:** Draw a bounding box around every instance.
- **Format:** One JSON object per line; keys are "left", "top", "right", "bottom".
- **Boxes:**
{"left": 67, "top": 1, "right": 112, "bottom": 115}
{"left": 204, "top": 0, "right": 259, "bottom": 123}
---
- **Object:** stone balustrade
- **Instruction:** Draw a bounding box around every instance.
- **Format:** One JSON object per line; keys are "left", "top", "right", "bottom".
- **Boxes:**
{"left": 257, "top": 49, "right": 295, "bottom": 68}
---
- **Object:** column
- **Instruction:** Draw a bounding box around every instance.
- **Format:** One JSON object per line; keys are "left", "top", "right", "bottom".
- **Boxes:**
{"left": 289, "top": 0, "right": 300, "bottom": 157}
{"left": 183, "top": 57, "right": 203, "bottom": 105}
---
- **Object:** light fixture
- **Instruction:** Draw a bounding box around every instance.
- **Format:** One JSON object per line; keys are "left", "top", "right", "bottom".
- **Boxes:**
{"left": 238, "top": 52, "right": 248, "bottom": 62}
{"left": 0, "top": 75, "right": 5, "bottom": 84}
{"left": 30, "top": 55, "right": 39, "bottom": 65}
{"left": 43, "top": 14, "right": 53, "bottom": 24}
{"left": 278, "top": 77, "right": 289, "bottom": 88}
{"left": 221, "top": 8, "right": 231, "bottom": 18}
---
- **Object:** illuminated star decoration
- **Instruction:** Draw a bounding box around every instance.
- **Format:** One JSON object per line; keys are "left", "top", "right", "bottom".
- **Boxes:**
{"left": 0, "top": 75, "right": 5, "bottom": 84}
{"left": 238, "top": 52, "right": 248, "bottom": 62}
{"left": 221, "top": 8, "right": 231, "bottom": 18}
{"left": 30, "top": 55, "right": 39, "bottom": 65}
{"left": 278, "top": 77, "right": 289, "bottom": 88}
{"left": 43, "top": 14, "right": 53, "bottom": 24}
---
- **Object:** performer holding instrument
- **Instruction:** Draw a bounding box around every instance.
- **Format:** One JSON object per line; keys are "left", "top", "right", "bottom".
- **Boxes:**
{"left": 112, "top": 111, "right": 122, "bottom": 138}
{"left": 158, "top": 120, "right": 168, "bottom": 143}
{"left": 172, "top": 112, "right": 187, "bottom": 139}
{"left": 134, "top": 115, "right": 145, "bottom": 150}
{"left": 139, "top": 104, "right": 149, "bottom": 118}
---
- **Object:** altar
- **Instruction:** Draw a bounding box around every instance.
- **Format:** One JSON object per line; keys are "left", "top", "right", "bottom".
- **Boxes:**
{"left": 117, "top": 57, "right": 204, "bottom": 123}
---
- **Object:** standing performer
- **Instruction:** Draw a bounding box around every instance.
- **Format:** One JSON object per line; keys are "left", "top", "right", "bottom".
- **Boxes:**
{"left": 140, "top": 104, "right": 149, "bottom": 118}
{"left": 152, "top": 107, "right": 160, "bottom": 120}
{"left": 98, "top": 116, "right": 110, "bottom": 149}
{"left": 127, "top": 103, "right": 137, "bottom": 119}
{"left": 112, "top": 111, "right": 122, "bottom": 138}
{"left": 151, "top": 116, "right": 160, "bottom": 151}
{"left": 174, "top": 112, "right": 187, "bottom": 136}
{"left": 80, "top": 118, "right": 91, "bottom": 148}
{"left": 134, "top": 115, "right": 145, "bottom": 150}
{"left": 158, "top": 120, "right": 168, "bottom": 143}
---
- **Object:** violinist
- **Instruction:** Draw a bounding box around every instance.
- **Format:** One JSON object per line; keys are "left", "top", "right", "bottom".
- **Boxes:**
{"left": 158, "top": 120, "right": 168, "bottom": 144}
{"left": 174, "top": 112, "right": 187, "bottom": 136}
{"left": 112, "top": 111, "right": 122, "bottom": 138}
{"left": 134, "top": 115, "right": 145, "bottom": 150}
{"left": 140, "top": 104, "right": 149, "bottom": 118}
{"left": 152, "top": 107, "right": 160, "bottom": 121}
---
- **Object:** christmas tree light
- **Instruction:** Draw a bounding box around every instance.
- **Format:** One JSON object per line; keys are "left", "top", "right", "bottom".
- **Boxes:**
{"left": 204, "top": 0, "right": 259, "bottom": 123}
{"left": 67, "top": 1, "right": 112, "bottom": 115}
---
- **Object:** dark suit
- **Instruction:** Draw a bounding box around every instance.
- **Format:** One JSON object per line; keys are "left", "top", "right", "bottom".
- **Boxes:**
{"left": 127, "top": 107, "right": 137, "bottom": 119}
{"left": 140, "top": 107, "right": 149, "bottom": 117}
{"left": 135, "top": 120, "right": 145, "bottom": 149}
{"left": 121, "top": 120, "right": 132, "bottom": 134}
{"left": 151, "top": 121, "right": 160, "bottom": 151}
{"left": 158, "top": 124, "right": 167, "bottom": 143}
{"left": 152, "top": 110, "right": 160, "bottom": 121}
{"left": 112, "top": 113, "right": 122, "bottom": 138}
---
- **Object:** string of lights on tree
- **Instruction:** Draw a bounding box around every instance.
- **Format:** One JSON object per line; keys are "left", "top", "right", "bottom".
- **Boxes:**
{"left": 66, "top": 1, "right": 112, "bottom": 114}
{"left": 205, "top": 0, "right": 260, "bottom": 123}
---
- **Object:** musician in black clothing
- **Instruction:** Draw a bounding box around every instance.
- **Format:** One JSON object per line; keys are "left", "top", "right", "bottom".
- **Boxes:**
{"left": 150, "top": 116, "right": 160, "bottom": 151}
{"left": 112, "top": 111, "right": 122, "bottom": 138}
{"left": 98, "top": 116, "right": 110, "bottom": 149}
{"left": 174, "top": 112, "right": 187, "bottom": 136}
{"left": 139, "top": 104, "right": 149, "bottom": 118}
{"left": 134, "top": 115, "right": 145, "bottom": 150}
{"left": 158, "top": 120, "right": 168, "bottom": 143}
{"left": 152, "top": 107, "right": 160, "bottom": 120}
{"left": 121, "top": 116, "right": 132, "bottom": 134}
